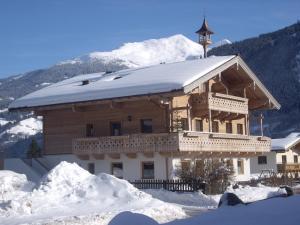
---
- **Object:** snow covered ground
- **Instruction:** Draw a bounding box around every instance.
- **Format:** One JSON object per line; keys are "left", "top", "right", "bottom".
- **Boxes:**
{"left": 0, "top": 161, "right": 296, "bottom": 225}
{"left": 108, "top": 195, "right": 300, "bottom": 225}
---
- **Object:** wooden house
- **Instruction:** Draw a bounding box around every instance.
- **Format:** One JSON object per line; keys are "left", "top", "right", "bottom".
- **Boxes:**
{"left": 9, "top": 54, "right": 280, "bottom": 181}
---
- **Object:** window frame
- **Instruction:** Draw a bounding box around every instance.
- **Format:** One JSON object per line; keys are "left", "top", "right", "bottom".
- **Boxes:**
{"left": 212, "top": 121, "right": 219, "bottom": 133}
{"left": 237, "top": 159, "right": 244, "bottom": 175}
{"left": 111, "top": 162, "right": 124, "bottom": 179}
{"left": 258, "top": 155, "right": 267, "bottom": 165}
{"left": 282, "top": 155, "right": 287, "bottom": 164}
{"left": 195, "top": 119, "right": 203, "bottom": 132}
{"left": 226, "top": 122, "right": 233, "bottom": 134}
{"left": 141, "top": 161, "right": 155, "bottom": 179}
{"left": 294, "top": 155, "right": 298, "bottom": 163}
{"left": 140, "top": 119, "right": 153, "bottom": 133}
{"left": 110, "top": 121, "right": 122, "bottom": 136}
{"left": 87, "top": 162, "right": 95, "bottom": 174}
{"left": 237, "top": 123, "right": 244, "bottom": 135}
{"left": 86, "top": 124, "right": 94, "bottom": 137}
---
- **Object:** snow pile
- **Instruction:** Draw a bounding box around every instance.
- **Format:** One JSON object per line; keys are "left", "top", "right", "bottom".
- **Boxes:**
{"left": 6, "top": 117, "right": 42, "bottom": 136}
{"left": 0, "top": 162, "right": 185, "bottom": 225}
{"left": 145, "top": 189, "right": 220, "bottom": 208}
{"left": 227, "top": 184, "right": 286, "bottom": 203}
{"left": 0, "top": 171, "right": 34, "bottom": 201}
{"left": 60, "top": 34, "right": 203, "bottom": 67}
{"left": 107, "top": 195, "right": 300, "bottom": 225}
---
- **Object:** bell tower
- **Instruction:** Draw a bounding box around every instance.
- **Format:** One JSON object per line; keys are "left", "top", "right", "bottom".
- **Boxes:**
{"left": 196, "top": 17, "right": 214, "bottom": 58}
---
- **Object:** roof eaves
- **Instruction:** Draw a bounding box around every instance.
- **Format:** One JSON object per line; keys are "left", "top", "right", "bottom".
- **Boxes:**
{"left": 237, "top": 57, "right": 281, "bottom": 110}
{"left": 183, "top": 55, "right": 238, "bottom": 93}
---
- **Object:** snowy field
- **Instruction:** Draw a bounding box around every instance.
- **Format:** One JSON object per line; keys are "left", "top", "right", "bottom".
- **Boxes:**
{"left": 0, "top": 161, "right": 298, "bottom": 225}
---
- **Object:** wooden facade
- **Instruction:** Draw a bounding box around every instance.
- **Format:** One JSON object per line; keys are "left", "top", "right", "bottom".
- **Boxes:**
{"left": 35, "top": 59, "right": 278, "bottom": 159}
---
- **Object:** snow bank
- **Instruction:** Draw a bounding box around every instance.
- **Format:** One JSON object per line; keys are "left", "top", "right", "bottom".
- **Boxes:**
{"left": 145, "top": 189, "right": 220, "bottom": 208}
{"left": 108, "top": 195, "right": 300, "bottom": 225}
{"left": 0, "top": 170, "right": 34, "bottom": 200}
{"left": 0, "top": 162, "right": 185, "bottom": 225}
{"left": 227, "top": 184, "right": 286, "bottom": 203}
{"left": 6, "top": 117, "right": 42, "bottom": 136}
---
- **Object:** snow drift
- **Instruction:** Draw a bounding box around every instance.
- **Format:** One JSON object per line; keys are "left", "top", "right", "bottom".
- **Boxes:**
{"left": 0, "top": 162, "right": 185, "bottom": 225}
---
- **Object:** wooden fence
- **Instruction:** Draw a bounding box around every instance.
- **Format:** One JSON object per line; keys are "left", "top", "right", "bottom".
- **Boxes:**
{"left": 130, "top": 179, "right": 206, "bottom": 192}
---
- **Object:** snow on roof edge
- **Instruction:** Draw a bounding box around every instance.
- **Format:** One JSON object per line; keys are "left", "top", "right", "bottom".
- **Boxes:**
{"left": 8, "top": 55, "right": 242, "bottom": 111}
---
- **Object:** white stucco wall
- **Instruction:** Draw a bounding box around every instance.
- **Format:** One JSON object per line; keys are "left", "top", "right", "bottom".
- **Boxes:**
{"left": 44, "top": 153, "right": 172, "bottom": 180}
{"left": 249, "top": 152, "right": 277, "bottom": 175}
{"left": 275, "top": 149, "right": 300, "bottom": 164}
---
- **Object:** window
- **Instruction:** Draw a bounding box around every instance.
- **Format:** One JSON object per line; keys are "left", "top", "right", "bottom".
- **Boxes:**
{"left": 142, "top": 162, "right": 154, "bottom": 179}
{"left": 282, "top": 155, "right": 287, "bottom": 164}
{"left": 181, "top": 160, "right": 191, "bottom": 173}
{"left": 180, "top": 118, "right": 188, "bottom": 131}
{"left": 195, "top": 160, "right": 204, "bottom": 177}
{"left": 110, "top": 122, "right": 122, "bottom": 136}
{"left": 111, "top": 162, "right": 123, "bottom": 178}
{"left": 258, "top": 156, "right": 267, "bottom": 165}
{"left": 195, "top": 119, "right": 203, "bottom": 132}
{"left": 86, "top": 124, "right": 94, "bottom": 137}
{"left": 141, "top": 119, "right": 153, "bottom": 133}
{"left": 294, "top": 155, "right": 298, "bottom": 163}
{"left": 237, "top": 159, "right": 244, "bottom": 174}
{"left": 88, "top": 163, "right": 95, "bottom": 174}
{"left": 212, "top": 121, "right": 219, "bottom": 133}
{"left": 226, "top": 122, "right": 233, "bottom": 133}
{"left": 237, "top": 124, "right": 244, "bottom": 135}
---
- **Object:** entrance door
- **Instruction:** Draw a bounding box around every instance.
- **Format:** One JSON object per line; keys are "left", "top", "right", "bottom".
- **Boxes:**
{"left": 110, "top": 122, "right": 122, "bottom": 136}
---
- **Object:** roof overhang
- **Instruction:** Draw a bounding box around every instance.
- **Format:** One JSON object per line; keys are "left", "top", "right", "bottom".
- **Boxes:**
{"left": 183, "top": 55, "right": 281, "bottom": 110}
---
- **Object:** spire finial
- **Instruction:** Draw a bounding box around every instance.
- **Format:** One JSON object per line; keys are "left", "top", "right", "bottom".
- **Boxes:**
{"left": 195, "top": 16, "right": 214, "bottom": 58}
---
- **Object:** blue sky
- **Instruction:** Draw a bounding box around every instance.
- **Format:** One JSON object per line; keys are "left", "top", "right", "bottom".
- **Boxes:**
{"left": 0, "top": 0, "right": 299, "bottom": 78}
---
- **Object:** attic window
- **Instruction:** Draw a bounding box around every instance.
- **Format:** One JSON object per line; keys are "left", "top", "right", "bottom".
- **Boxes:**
{"left": 82, "top": 80, "right": 89, "bottom": 85}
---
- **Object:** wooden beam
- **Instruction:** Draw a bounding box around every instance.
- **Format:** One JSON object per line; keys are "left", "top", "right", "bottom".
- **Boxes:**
{"left": 143, "top": 152, "right": 154, "bottom": 158}
{"left": 92, "top": 153, "right": 104, "bottom": 160}
{"left": 126, "top": 153, "right": 137, "bottom": 159}
{"left": 108, "top": 153, "right": 120, "bottom": 159}
{"left": 77, "top": 155, "right": 90, "bottom": 160}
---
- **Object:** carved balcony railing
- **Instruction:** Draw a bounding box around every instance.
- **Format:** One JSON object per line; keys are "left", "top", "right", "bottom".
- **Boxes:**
{"left": 73, "top": 132, "right": 270, "bottom": 156}
{"left": 191, "top": 92, "right": 248, "bottom": 114}
{"left": 277, "top": 163, "right": 300, "bottom": 173}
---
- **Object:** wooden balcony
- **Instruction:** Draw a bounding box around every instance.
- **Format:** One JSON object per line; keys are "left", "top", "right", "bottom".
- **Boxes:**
{"left": 73, "top": 132, "right": 270, "bottom": 157}
{"left": 277, "top": 163, "right": 300, "bottom": 173}
{"left": 192, "top": 92, "right": 248, "bottom": 115}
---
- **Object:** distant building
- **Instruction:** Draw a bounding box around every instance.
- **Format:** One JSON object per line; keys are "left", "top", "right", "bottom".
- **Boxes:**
{"left": 250, "top": 133, "right": 300, "bottom": 175}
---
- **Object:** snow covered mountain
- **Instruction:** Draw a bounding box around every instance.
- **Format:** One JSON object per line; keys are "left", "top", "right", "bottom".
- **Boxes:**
{"left": 59, "top": 34, "right": 203, "bottom": 67}
{"left": 210, "top": 39, "right": 232, "bottom": 49}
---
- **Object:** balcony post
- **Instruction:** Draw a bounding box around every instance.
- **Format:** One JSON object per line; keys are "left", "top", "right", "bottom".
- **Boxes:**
{"left": 260, "top": 113, "right": 264, "bottom": 136}
{"left": 169, "top": 100, "right": 173, "bottom": 132}
{"left": 187, "top": 103, "right": 192, "bottom": 131}
{"left": 208, "top": 109, "right": 212, "bottom": 132}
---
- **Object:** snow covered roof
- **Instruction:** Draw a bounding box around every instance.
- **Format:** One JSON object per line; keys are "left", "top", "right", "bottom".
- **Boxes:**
{"left": 9, "top": 56, "right": 233, "bottom": 109}
{"left": 9, "top": 55, "right": 280, "bottom": 110}
{"left": 271, "top": 132, "right": 300, "bottom": 151}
